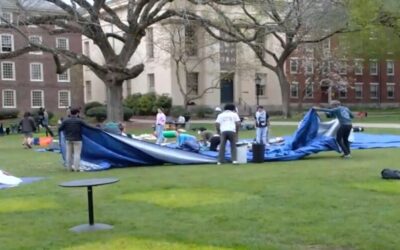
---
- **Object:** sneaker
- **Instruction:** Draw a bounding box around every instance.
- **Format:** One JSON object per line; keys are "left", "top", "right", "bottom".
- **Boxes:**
{"left": 217, "top": 162, "right": 222, "bottom": 165}
{"left": 232, "top": 161, "right": 239, "bottom": 165}
{"left": 343, "top": 154, "right": 351, "bottom": 159}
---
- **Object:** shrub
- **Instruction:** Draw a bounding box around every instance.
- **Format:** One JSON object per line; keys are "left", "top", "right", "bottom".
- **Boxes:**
{"left": 191, "top": 105, "right": 214, "bottom": 118}
{"left": 170, "top": 106, "right": 186, "bottom": 118}
{"left": 155, "top": 94, "right": 172, "bottom": 114}
{"left": 123, "top": 107, "right": 134, "bottom": 121}
{"left": 138, "top": 92, "right": 157, "bottom": 115}
{"left": 86, "top": 106, "right": 107, "bottom": 122}
{"left": 123, "top": 93, "right": 142, "bottom": 115}
{"left": 84, "top": 101, "right": 104, "bottom": 115}
{"left": 87, "top": 106, "right": 134, "bottom": 122}
{"left": 0, "top": 109, "right": 19, "bottom": 120}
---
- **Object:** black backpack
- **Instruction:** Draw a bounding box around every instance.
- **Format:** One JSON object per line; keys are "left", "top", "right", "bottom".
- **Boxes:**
{"left": 381, "top": 169, "right": 400, "bottom": 179}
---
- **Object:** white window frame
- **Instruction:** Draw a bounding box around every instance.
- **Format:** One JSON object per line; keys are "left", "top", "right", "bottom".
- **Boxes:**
{"left": 369, "top": 59, "right": 378, "bottom": 76}
{"left": 369, "top": 82, "right": 379, "bottom": 99}
{"left": 339, "top": 60, "right": 347, "bottom": 75}
{"left": 305, "top": 83, "right": 314, "bottom": 99}
{"left": 290, "top": 58, "right": 299, "bottom": 74}
{"left": 387, "top": 60, "right": 395, "bottom": 76}
{"left": 56, "top": 37, "right": 69, "bottom": 50}
{"left": 31, "top": 90, "right": 44, "bottom": 108}
{"left": 58, "top": 90, "right": 71, "bottom": 108}
{"left": 305, "top": 59, "right": 313, "bottom": 75}
{"left": 30, "top": 63, "right": 43, "bottom": 81}
{"left": 355, "top": 82, "right": 363, "bottom": 99}
{"left": 290, "top": 82, "right": 299, "bottom": 98}
{"left": 85, "top": 80, "right": 92, "bottom": 101}
{"left": 57, "top": 69, "right": 70, "bottom": 82}
{"left": 29, "top": 35, "right": 43, "bottom": 55}
{"left": 387, "top": 82, "right": 395, "bottom": 99}
{"left": 148, "top": 73, "right": 155, "bottom": 92}
{"left": 1, "top": 61, "right": 15, "bottom": 80}
{"left": 0, "top": 34, "right": 14, "bottom": 53}
{"left": 83, "top": 41, "right": 90, "bottom": 58}
{"left": 0, "top": 12, "right": 12, "bottom": 24}
{"left": 2, "top": 89, "right": 16, "bottom": 108}
{"left": 354, "top": 59, "right": 363, "bottom": 75}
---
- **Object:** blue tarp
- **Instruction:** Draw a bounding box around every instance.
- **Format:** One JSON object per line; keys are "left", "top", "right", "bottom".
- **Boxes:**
{"left": 60, "top": 109, "right": 400, "bottom": 171}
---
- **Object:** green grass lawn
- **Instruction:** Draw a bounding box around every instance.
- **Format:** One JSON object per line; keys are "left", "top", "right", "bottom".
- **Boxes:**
{"left": 2, "top": 126, "right": 400, "bottom": 249}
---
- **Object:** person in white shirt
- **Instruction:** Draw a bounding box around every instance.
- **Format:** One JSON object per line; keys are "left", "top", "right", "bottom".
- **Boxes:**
{"left": 155, "top": 108, "right": 166, "bottom": 144}
{"left": 215, "top": 104, "right": 241, "bottom": 165}
{"left": 254, "top": 106, "right": 269, "bottom": 145}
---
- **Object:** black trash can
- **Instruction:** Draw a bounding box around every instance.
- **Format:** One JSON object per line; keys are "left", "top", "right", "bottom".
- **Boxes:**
{"left": 252, "top": 143, "right": 265, "bottom": 163}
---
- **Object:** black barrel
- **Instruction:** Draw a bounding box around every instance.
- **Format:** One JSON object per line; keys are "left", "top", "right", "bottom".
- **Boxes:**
{"left": 252, "top": 143, "right": 265, "bottom": 163}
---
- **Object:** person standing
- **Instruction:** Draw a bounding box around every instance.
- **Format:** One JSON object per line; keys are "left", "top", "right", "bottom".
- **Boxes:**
{"left": 58, "top": 108, "right": 86, "bottom": 171}
{"left": 19, "top": 112, "right": 36, "bottom": 149}
{"left": 314, "top": 100, "right": 354, "bottom": 158}
{"left": 155, "top": 108, "right": 166, "bottom": 144}
{"left": 216, "top": 104, "right": 241, "bottom": 165}
{"left": 254, "top": 106, "right": 270, "bottom": 145}
{"left": 41, "top": 108, "right": 54, "bottom": 137}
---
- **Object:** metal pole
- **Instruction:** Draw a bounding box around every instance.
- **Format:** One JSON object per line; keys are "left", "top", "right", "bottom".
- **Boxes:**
{"left": 87, "top": 186, "right": 94, "bottom": 225}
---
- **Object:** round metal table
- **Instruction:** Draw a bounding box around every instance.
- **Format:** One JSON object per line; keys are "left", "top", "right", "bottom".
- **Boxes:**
{"left": 59, "top": 178, "right": 119, "bottom": 232}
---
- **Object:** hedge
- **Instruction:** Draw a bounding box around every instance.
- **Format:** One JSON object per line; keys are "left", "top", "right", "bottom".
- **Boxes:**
{"left": 0, "top": 109, "right": 19, "bottom": 120}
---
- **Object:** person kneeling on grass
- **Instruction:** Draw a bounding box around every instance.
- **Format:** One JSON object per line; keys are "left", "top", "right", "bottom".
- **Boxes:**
{"left": 19, "top": 112, "right": 36, "bottom": 149}
{"left": 313, "top": 100, "right": 354, "bottom": 159}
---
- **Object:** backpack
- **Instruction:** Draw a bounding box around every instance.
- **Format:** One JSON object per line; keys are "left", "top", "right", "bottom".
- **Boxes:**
{"left": 381, "top": 169, "right": 400, "bottom": 179}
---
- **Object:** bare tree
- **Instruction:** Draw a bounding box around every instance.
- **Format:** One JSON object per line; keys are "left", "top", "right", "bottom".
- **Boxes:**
{"left": 155, "top": 21, "right": 221, "bottom": 110}
{"left": 178, "top": 0, "right": 348, "bottom": 118}
{"left": 0, "top": 0, "right": 176, "bottom": 121}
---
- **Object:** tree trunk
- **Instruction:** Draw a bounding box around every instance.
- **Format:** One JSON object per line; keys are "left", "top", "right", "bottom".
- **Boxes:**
{"left": 106, "top": 82, "right": 124, "bottom": 121}
{"left": 276, "top": 66, "right": 291, "bottom": 118}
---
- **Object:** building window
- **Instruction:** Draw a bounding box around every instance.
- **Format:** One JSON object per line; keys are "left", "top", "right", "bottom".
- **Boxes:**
{"left": 369, "top": 60, "right": 378, "bottom": 75}
{"left": 30, "top": 63, "right": 43, "bottom": 81}
{"left": 29, "top": 35, "right": 42, "bottom": 55}
{"left": 56, "top": 37, "right": 69, "bottom": 50}
{"left": 322, "top": 39, "right": 330, "bottom": 57}
{"left": 255, "top": 73, "right": 267, "bottom": 96}
{"left": 290, "top": 59, "right": 298, "bottom": 74}
{"left": 186, "top": 72, "right": 199, "bottom": 95}
{"left": 83, "top": 41, "right": 90, "bottom": 58}
{"left": 85, "top": 81, "right": 92, "bottom": 101}
{"left": 387, "top": 60, "right": 394, "bottom": 76}
{"left": 58, "top": 90, "right": 71, "bottom": 108}
{"left": 370, "top": 83, "right": 379, "bottom": 99}
{"left": 2, "top": 89, "right": 16, "bottom": 108}
{"left": 354, "top": 59, "right": 363, "bottom": 75}
{"left": 305, "top": 83, "right": 314, "bottom": 98}
{"left": 338, "top": 89, "right": 347, "bottom": 99}
{"left": 57, "top": 69, "right": 70, "bottom": 82}
{"left": 339, "top": 60, "right": 347, "bottom": 75}
{"left": 148, "top": 73, "right": 155, "bottom": 92}
{"left": 355, "top": 83, "right": 363, "bottom": 99}
{"left": 0, "top": 12, "right": 12, "bottom": 24}
{"left": 305, "top": 59, "right": 313, "bottom": 74}
{"left": 185, "top": 25, "right": 198, "bottom": 57}
{"left": 31, "top": 90, "right": 44, "bottom": 108}
{"left": 1, "top": 61, "right": 15, "bottom": 80}
{"left": 290, "top": 82, "right": 299, "bottom": 98}
{"left": 387, "top": 83, "right": 395, "bottom": 99}
{"left": 322, "top": 61, "right": 330, "bottom": 75}
{"left": 1, "top": 34, "right": 13, "bottom": 52}
{"left": 146, "top": 27, "right": 154, "bottom": 58}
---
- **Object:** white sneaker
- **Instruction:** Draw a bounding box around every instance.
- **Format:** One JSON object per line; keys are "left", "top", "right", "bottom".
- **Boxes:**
{"left": 217, "top": 162, "right": 222, "bottom": 165}
{"left": 232, "top": 161, "right": 239, "bottom": 165}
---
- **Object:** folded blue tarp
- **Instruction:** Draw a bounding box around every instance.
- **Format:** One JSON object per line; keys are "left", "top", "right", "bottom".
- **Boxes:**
{"left": 60, "top": 109, "right": 400, "bottom": 171}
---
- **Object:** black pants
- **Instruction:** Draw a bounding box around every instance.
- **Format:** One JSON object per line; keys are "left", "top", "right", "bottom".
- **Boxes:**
{"left": 336, "top": 124, "right": 352, "bottom": 155}
{"left": 41, "top": 122, "right": 54, "bottom": 137}
{"left": 218, "top": 131, "right": 237, "bottom": 163}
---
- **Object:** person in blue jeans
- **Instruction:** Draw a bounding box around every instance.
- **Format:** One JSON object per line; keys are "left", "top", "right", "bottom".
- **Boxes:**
{"left": 254, "top": 106, "right": 269, "bottom": 145}
{"left": 314, "top": 100, "right": 354, "bottom": 159}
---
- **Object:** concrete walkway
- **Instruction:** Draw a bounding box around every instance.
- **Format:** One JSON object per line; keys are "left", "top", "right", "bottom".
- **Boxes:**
{"left": 129, "top": 118, "right": 400, "bottom": 129}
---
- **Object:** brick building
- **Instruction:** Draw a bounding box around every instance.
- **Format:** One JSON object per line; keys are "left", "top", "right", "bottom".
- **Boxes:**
{"left": 0, "top": 0, "right": 83, "bottom": 116}
{"left": 286, "top": 37, "right": 400, "bottom": 108}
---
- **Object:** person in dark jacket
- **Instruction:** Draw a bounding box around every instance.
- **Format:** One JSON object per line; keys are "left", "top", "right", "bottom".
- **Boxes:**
{"left": 58, "top": 108, "right": 86, "bottom": 171}
{"left": 19, "top": 112, "right": 36, "bottom": 149}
